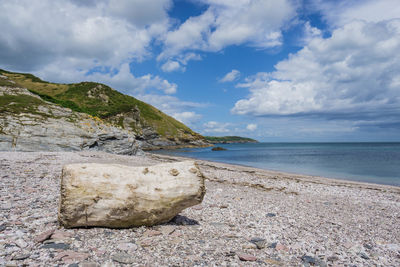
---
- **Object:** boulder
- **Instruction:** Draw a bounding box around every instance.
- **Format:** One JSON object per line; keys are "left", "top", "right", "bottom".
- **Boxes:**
{"left": 58, "top": 161, "right": 205, "bottom": 228}
{"left": 212, "top": 146, "right": 227, "bottom": 151}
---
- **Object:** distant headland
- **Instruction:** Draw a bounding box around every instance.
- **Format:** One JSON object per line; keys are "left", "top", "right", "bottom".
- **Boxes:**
{"left": 204, "top": 136, "right": 258, "bottom": 144}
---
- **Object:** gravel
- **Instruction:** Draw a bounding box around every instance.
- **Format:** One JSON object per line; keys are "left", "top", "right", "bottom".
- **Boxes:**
{"left": 0, "top": 151, "right": 399, "bottom": 266}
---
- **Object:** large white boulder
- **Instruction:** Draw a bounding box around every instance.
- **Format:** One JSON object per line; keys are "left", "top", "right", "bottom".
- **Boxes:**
{"left": 58, "top": 161, "right": 205, "bottom": 228}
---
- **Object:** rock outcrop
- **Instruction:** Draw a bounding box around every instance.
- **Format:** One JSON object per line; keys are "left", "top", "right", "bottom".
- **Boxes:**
{"left": 58, "top": 161, "right": 206, "bottom": 228}
{"left": 0, "top": 86, "right": 140, "bottom": 155}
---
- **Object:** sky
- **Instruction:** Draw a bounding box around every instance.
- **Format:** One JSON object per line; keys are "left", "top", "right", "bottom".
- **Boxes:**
{"left": 1, "top": 0, "right": 400, "bottom": 142}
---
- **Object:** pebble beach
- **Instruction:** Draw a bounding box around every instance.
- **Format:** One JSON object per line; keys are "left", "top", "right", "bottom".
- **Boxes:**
{"left": 0, "top": 151, "right": 399, "bottom": 266}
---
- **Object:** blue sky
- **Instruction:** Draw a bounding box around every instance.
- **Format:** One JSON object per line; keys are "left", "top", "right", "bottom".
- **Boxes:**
{"left": 1, "top": 0, "right": 400, "bottom": 141}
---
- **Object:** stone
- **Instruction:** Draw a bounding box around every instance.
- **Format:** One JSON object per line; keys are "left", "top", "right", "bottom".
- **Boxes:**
{"left": 212, "top": 146, "right": 227, "bottom": 151}
{"left": 51, "top": 230, "right": 73, "bottom": 240}
{"left": 266, "top": 213, "right": 276, "bottom": 217}
{"left": 171, "top": 215, "right": 199, "bottom": 225}
{"left": 58, "top": 161, "right": 205, "bottom": 228}
{"left": 143, "top": 230, "right": 162, "bottom": 237}
{"left": 0, "top": 223, "right": 6, "bottom": 232}
{"left": 160, "top": 225, "right": 176, "bottom": 235}
{"left": 268, "top": 242, "right": 277, "bottom": 249}
{"left": 41, "top": 242, "right": 70, "bottom": 250}
{"left": 55, "top": 250, "right": 90, "bottom": 263}
{"left": 250, "top": 238, "right": 267, "bottom": 249}
{"left": 118, "top": 242, "right": 137, "bottom": 252}
{"left": 34, "top": 229, "right": 55, "bottom": 243}
{"left": 237, "top": 253, "right": 257, "bottom": 261}
{"left": 15, "top": 239, "right": 28, "bottom": 248}
{"left": 12, "top": 253, "right": 30, "bottom": 260}
{"left": 112, "top": 252, "right": 135, "bottom": 264}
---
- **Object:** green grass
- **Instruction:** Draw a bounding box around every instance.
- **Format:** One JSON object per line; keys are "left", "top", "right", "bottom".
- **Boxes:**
{"left": 0, "top": 94, "right": 50, "bottom": 117}
{"left": 0, "top": 69, "right": 200, "bottom": 139}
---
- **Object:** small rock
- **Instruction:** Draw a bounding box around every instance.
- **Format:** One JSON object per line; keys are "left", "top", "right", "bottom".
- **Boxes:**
{"left": 237, "top": 253, "right": 257, "bottom": 261}
{"left": 138, "top": 239, "right": 153, "bottom": 247}
{"left": 171, "top": 215, "right": 199, "bottom": 225}
{"left": 34, "top": 229, "right": 55, "bottom": 243}
{"left": 143, "top": 229, "right": 162, "bottom": 237}
{"left": 363, "top": 243, "right": 373, "bottom": 250}
{"left": 359, "top": 252, "right": 370, "bottom": 260}
{"left": 192, "top": 205, "right": 204, "bottom": 210}
{"left": 242, "top": 243, "right": 257, "bottom": 249}
{"left": 15, "top": 239, "right": 28, "bottom": 248}
{"left": 41, "top": 242, "right": 70, "bottom": 250}
{"left": 118, "top": 242, "right": 137, "bottom": 252}
{"left": 250, "top": 238, "right": 267, "bottom": 249}
{"left": 51, "top": 230, "right": 73, "bottom": 240}
{"left": 55, "top": 250, "right": 90, "bottom": 263}
{"left": 327, "top": 255, "right": 339, "bottom": 262}
{"left": 275, "top": 243, "right": 288, "bottom": 251}
{"left": 301, "top": 255, "right": 316, "bottom": 265}
{"left": 219, "top": 205, "right": 228, "bottom": 209}
{"left": 112, "top": 252, "right": 135, "bottom": 264}
{"left": 80, "top": 262, "right": 99, "bottom": 267}
{"left": 268, "top": 242, "right": 277, "bottom": 249}
{"left": 266, "top": 213, "right": 276, "bottom": 217}
{"left": 12, "top": 253, "right": 30, "bottom": 260}
{"left": 265, "top": 258, "right": 282, "bottom": 265}
{"left": 0, "top": 223, "right": 6, "bottom": 232}
{"left": 160, "top": 225, "right": 175, "bottom": 235}
{"left": 225, "top": 251, "right": 235, "bottom": 257}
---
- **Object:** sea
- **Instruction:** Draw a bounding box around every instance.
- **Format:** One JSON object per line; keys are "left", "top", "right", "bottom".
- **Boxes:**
{"left": 154, "top": 142, "right": 400, "bottom": 186}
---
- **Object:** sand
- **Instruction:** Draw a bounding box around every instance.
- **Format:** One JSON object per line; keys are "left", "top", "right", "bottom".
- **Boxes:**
{"left": 0, "top": 151, "right": 399, "bottom": 266}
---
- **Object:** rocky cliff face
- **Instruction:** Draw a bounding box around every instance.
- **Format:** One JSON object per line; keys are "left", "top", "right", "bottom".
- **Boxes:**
{"left": 0, "top": 85, "right": 141, "bottom": 155}
{"left": 0, "top": 69, "right": 210, "bottom": 151}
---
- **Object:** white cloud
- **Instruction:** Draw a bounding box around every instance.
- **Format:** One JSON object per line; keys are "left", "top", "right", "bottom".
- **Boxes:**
{"left": 219, "top": 69, "right": 240, "bottom": 83}
{"left": 203, "top": 121, "right": 232, "bottom": 133}
{"left": 161, "top": 60, "right": 183, "bottom": 72}
{"left": 313, "top": 0, "right": 400, "bottom": 27}
{"left": 158, "top": 0, "right": 297, "bottom": 60}
{"left": 246, "top": 123, "right": 257, "bottom": 131}
{"left": 0, "top": 0, "right": 172, "bottom": 73}
{"left": 232, "top": 19, "right": 400, "bottom": 120}
{"left": 172, "top": 111, "right": 202, "bottom": 125}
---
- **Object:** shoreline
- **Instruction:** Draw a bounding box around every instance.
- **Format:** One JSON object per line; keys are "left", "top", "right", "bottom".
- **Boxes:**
{"left": 150, "top": 151, "right": 400, "bottom": 189}
{"left": 1, "top": 151, "right": 399, "bottom": 266}
{"left": 148, "top": 152, "right": 400, "bottom": 192}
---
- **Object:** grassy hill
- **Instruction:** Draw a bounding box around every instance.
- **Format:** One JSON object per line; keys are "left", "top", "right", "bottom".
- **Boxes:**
{"left": 0, "top": 69, "right": 206, "bottom": 147}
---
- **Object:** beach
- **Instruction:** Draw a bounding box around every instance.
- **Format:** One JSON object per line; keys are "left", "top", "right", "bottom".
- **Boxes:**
{"left": 1, "top": 151, "right": 399, "bottom": 266}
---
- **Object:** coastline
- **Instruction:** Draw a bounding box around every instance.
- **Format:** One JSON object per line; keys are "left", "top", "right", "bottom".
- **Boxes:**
{"left": 1, "top": 151, "right": 399, "bottom": 266}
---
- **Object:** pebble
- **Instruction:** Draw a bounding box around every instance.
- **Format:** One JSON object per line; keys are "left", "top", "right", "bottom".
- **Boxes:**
{"left": 0, "top": 151, "right": 399, "bottom": 266}
{"left": 143, "top": 229, "right": 162, "bottom": 237}
{"left": 237, "top": 253, "right": 257, "bottom": 261}
{"left": 250, "top": 237, "right": 267, "bottom": 249}
{"left": 112, "top": 252, "right": 135, "bottom": 264}
{"left": 12, "top": 253, "right": 30, "bottom": 260}
{"left": 34, "top": 229, "right": 55, "bottom": 243}
{"left": 41, "top": 242, "right": 70, "bottom": 250}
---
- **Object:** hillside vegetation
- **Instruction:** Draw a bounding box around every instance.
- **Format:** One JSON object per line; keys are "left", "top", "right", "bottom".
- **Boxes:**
{"left": 0, "top": 69, "right": 207, "bottom": 148}
{"left": 205, "top": 136, "right": 258, "bottom": 144}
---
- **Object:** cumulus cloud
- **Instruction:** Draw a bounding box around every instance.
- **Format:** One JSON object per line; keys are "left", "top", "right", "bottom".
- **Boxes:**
{"left": 219, "top": 69, "right": 240, "bottom": 83}
{"left": 158, "top": 0, "right": 297, "bottom": 61}
{"left": 246, "top": 123, "right": 257, "bottom": 131}
{"left": 232, "top": 19, "right": 400, "bottom": 125}
{"left": 312, "top": 0, "right": 400, "bottom": 27}
{"left": 161, "top": 60, "right": 183, "bottom": 72}
{"left": 172, "top": 111, "right": 202, "bottom": 125}
{"left": 203, "top": 121, "right": 232, "bottom": 133}
{"left": 0, "top": 0, "right": 172, "bottom": 73}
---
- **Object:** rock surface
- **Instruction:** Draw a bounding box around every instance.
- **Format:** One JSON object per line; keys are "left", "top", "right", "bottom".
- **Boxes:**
{"left": 0, "top": 86, "right": 141, "bottom": 155}
{"left": 58, "top": 161, "right": 206, "bottom": 228}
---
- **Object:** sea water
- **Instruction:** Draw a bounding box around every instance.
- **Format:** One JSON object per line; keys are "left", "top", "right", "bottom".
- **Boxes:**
{"left": 154, "top": 142, "right": 400, "bottom": 186}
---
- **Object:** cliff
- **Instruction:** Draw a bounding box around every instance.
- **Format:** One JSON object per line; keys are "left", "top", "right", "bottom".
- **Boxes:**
{"left": 0, "top": 69, "right": 209, "bottom": 153}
